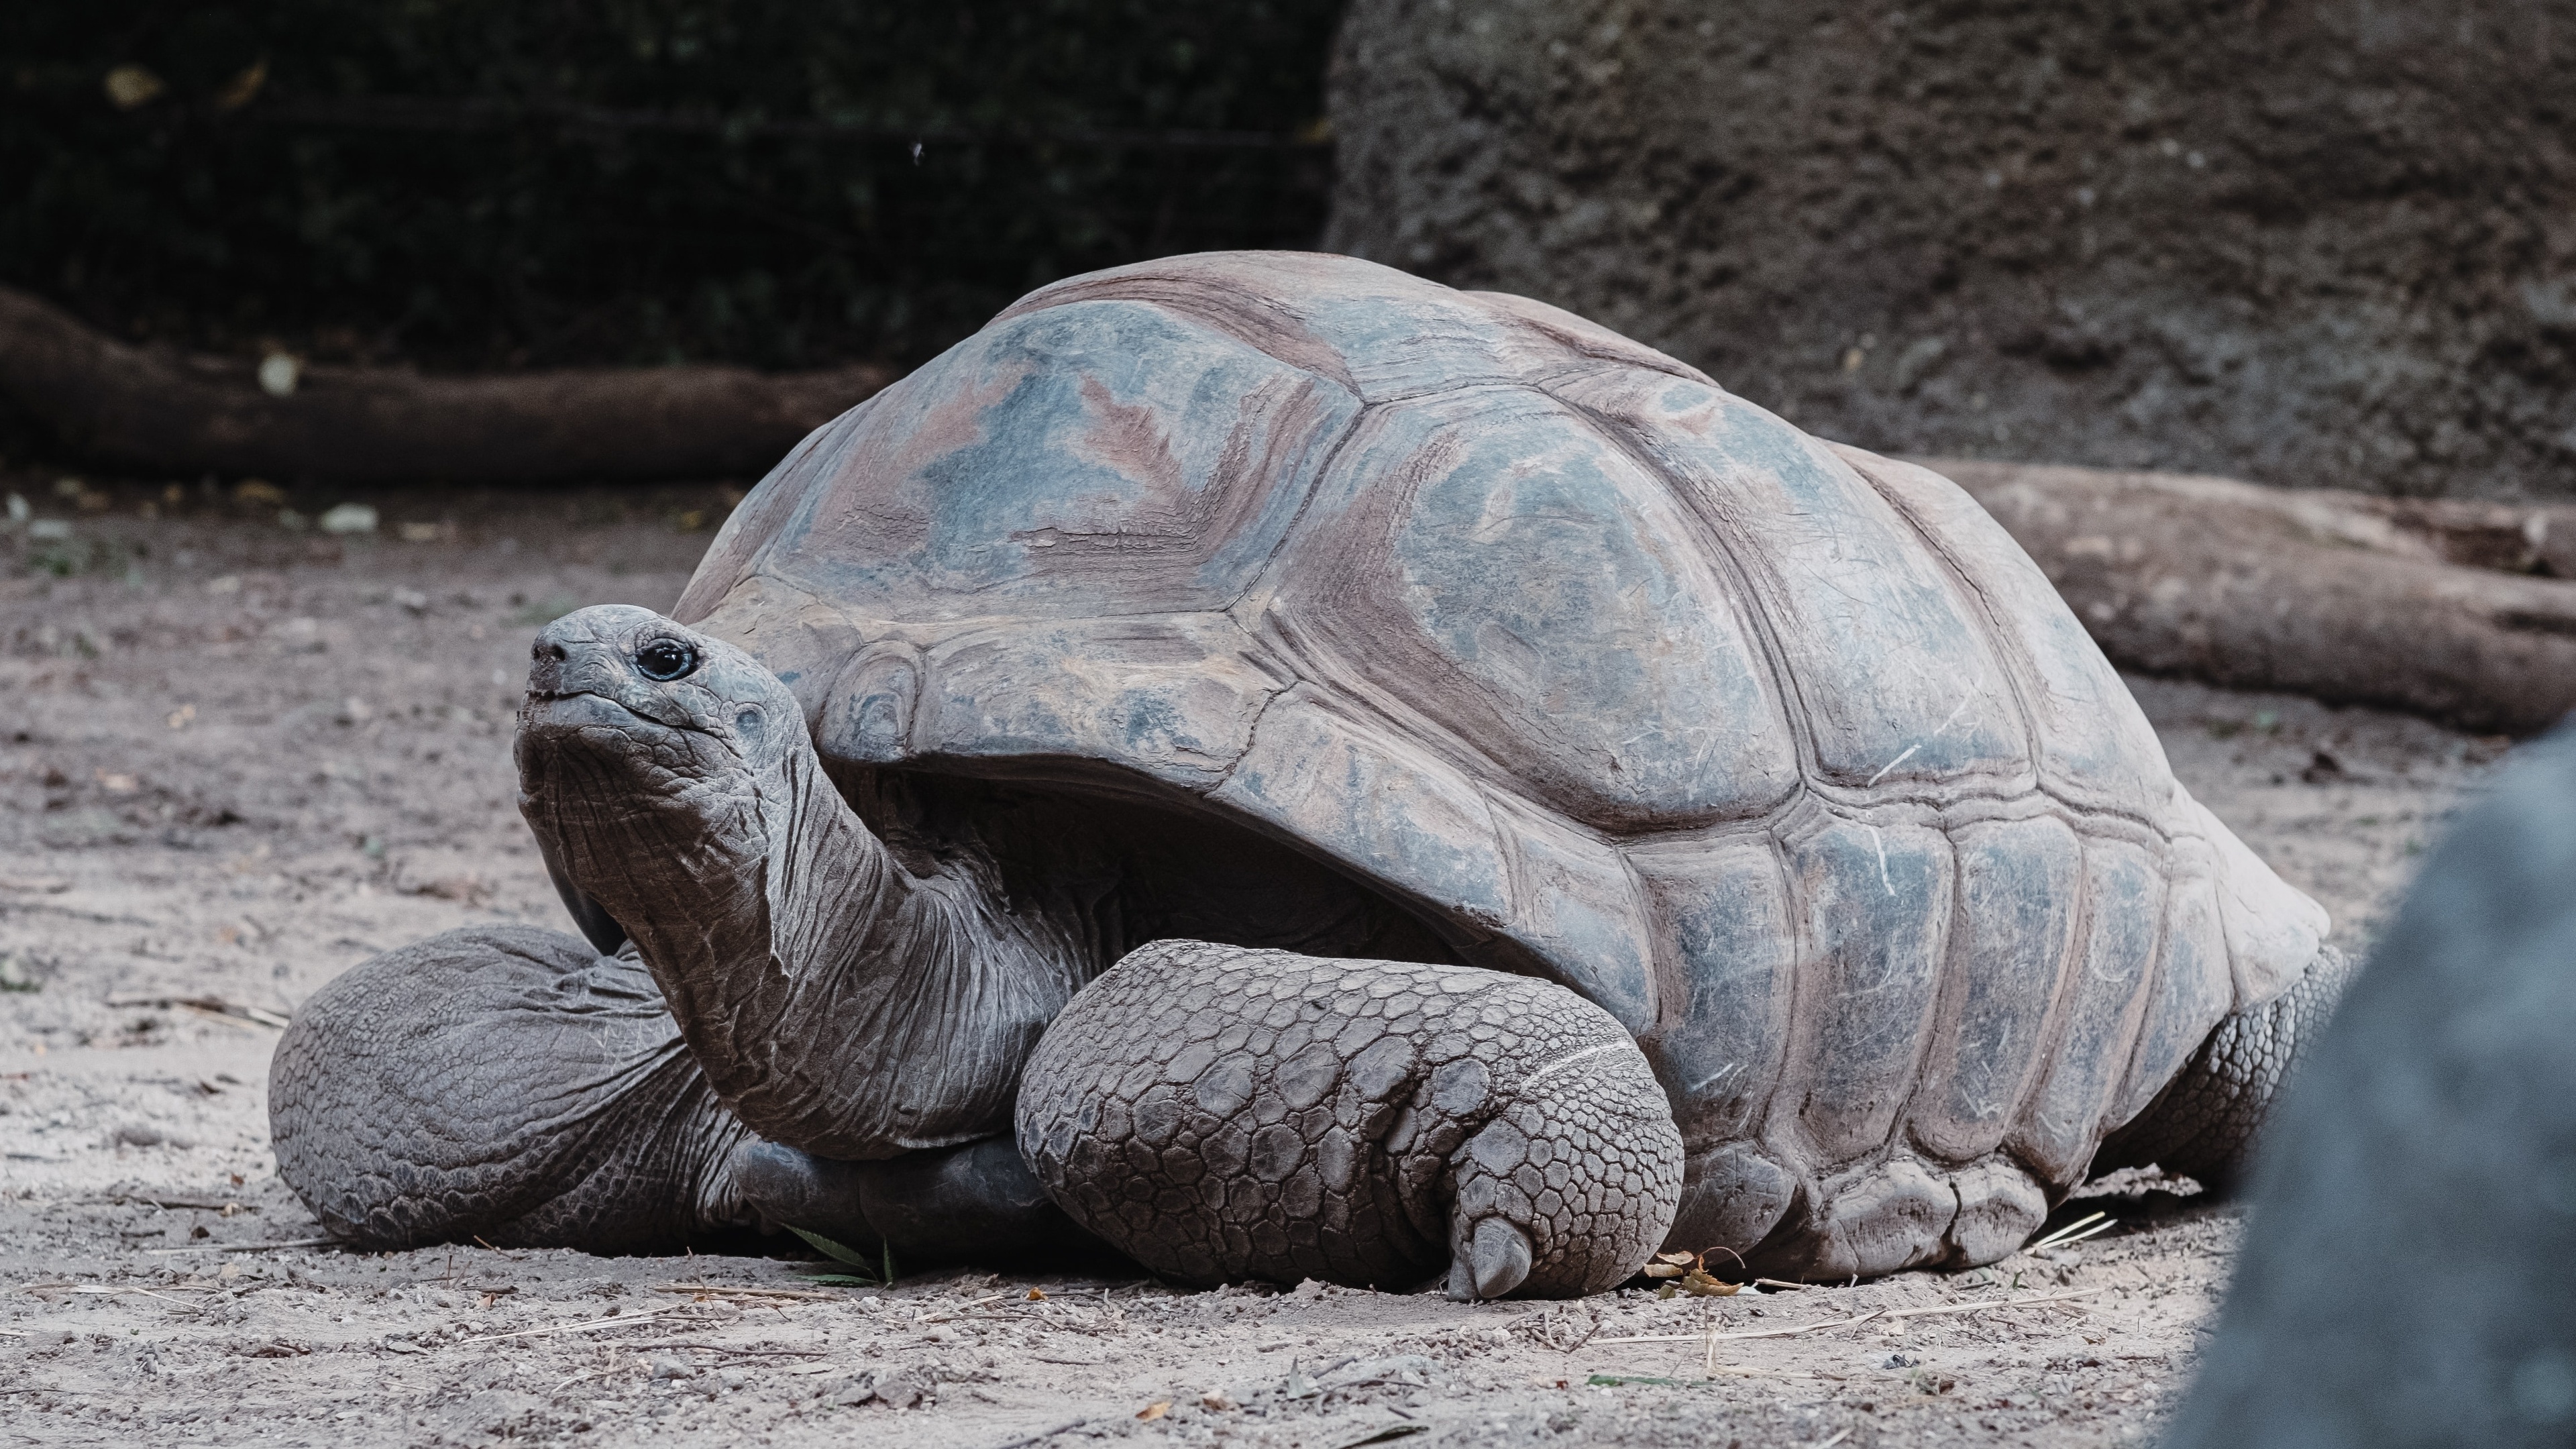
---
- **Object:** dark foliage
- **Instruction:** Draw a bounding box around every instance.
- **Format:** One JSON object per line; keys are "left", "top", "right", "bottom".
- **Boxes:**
{"left": 2, "top": 2, "right": 1342, "bottom": 371}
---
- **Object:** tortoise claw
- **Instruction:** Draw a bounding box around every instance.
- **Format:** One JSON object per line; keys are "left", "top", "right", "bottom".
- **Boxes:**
{"left": 1461, "top": 1217, "right": 1534, "bottom": 1301}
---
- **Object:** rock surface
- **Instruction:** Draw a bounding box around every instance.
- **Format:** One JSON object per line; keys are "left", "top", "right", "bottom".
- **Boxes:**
{"left": 1326, "top": 0, "right": 2576, "bottom": 500}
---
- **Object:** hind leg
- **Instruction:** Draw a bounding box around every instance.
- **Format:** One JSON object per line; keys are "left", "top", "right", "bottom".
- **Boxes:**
{"left": 270, "top": 925, "right": 753, "bottom": 1249}
{"left": 2096, "top": 945, "right": 2356, "bottom": 1190}
{"left": 272, "top": 924, "right": 1095, "bottom": 1261}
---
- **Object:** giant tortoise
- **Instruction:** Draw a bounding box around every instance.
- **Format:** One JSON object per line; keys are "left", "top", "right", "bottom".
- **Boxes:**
{"left": 270, "top": 250, "right": 2343, "bottom": 1297}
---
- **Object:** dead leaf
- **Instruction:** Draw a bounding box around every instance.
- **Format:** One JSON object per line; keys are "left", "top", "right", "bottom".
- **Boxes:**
{"left": 1676, "top": 1269, "right": 1741, "bottom": 1297}
{"left": 1137, "top": 1401, "right": 1171, "bottom": 1421}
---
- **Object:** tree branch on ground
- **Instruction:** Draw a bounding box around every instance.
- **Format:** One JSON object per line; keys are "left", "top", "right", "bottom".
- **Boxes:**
{"left": 1934, "top": 458, "right": 2576, "bottom": 737}
{"left": 0, "top": 284, "right": 890, "bottom": 486}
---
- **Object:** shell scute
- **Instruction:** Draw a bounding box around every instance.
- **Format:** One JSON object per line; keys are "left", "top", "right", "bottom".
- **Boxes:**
{"left": 1907, "top": 814, "right": 2084, "bottom": 1163}
{"left": 1485, "top": 799, "right": 1661, "bottom": 1037}
{"left": 1778, "top": 814, "right": 1956, "bottom": 1168}
{"left": 1001, "top": 250, "right": 1705, "bottom": 405}
{"left": 1549, "top": 368, "right": 2031, "bottom": 794}
{"left": 1208, "top": 685, "right": 1514, "bottom": 930}
{"left": 1629, "top": 836, "right": 1798, "bottom": 1145}
{"left": 2112, "top": 850, "right": 2238, "bottom": 1128}
{"left": 901, "top": 616, "right": 1282, "bottom": 790}
{"left": 1835, "top": 447, "right": 2176, "bottom": 810}
{"left": 1267, "top": 386, "right": 1798, "bottom": 832}
{"left": 2008, "top": 837, "right": 2167, "bottom": 1182}
{"left": 740, "top": 297, "right": 1360, "bottom": 624}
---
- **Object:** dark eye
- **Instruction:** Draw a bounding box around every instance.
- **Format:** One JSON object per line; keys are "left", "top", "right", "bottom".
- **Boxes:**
{"left": 635, "top": 638, "right": 697, "bottom": 682}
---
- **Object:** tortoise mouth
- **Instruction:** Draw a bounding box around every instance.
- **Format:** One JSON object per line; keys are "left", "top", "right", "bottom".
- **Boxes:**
{"left": 521, "top": 686, "right": 696, "bottom": 737}
{"left": 517, "top": 688, "right": 765, "bottom": 808}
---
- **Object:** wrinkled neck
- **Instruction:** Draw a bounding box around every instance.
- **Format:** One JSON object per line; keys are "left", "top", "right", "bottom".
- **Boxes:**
{"left": 545, "top": 742, "right": 1088, "bottom": 1159}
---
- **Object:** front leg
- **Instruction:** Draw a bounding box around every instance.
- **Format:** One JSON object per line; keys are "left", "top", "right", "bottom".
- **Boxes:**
{"left": 1015, "top": 942, "right": 1684, "bottom": 1299}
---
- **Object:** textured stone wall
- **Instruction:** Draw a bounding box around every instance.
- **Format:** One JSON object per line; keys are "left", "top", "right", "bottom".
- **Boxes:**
{"left": 1326, "top": 1, "right": 2576, "bottom": 499}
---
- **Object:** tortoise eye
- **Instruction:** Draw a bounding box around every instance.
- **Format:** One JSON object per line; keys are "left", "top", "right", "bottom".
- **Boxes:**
{"left": 635, "top": 638, "right": 698, "bottom": 682}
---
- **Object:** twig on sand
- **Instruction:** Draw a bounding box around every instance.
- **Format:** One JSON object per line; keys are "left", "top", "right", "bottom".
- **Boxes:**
{"left": 145, "top": 1237, "right": 340, "bottom": 1255}
{"left": 101, "top": 992, "right": 290, "bottom": 1029}
{"left": 88, "top": 1192, "right": 248, "bottom": 1211}
{"left": 1881, "top": 1288, "right": 2103, "bottom": 1321}
{"left": 1593, "top": 1364, "right": 1815, "bottom": 1383}
{"left": 616, "top": 1341, "right": 830, "bottom": 1356}
{"left": 654, "top": 1283, "right": 841, "bottom": 1303}
{"left": 916, "top": 1291, "right": 1014, "bottom": 1322}
{"left": 985, "top": 1418, "right": 1094, "bottom": 1449}
{"left": 1597, "top": 1310, "right": 1886, "bottom": 1348}
{"left": 2025, "top": 1213, "right": 2120, "bottom": 1254}
{"left": 455, "top": 1305, "right": 680, "bottom": 1345}
{"left": 1806, "top": 1430, "right": 1852, "bottom": 1449}
{"left": 1595, "top": 1287, "right": 2105, "bottom": 1351}
{"left": 32, "top": 1284, "right": 209, "bottom": 1312}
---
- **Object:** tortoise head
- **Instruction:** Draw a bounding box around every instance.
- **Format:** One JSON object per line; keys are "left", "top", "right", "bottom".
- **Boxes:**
{"left": 512, "top": 604, "right": 1048, "bottom": 1157}
{"left": 519, "top": 604, "right": 800, "bottom": 780}
{"left": 515, "top": 604, "right": 808, "bottom": 953}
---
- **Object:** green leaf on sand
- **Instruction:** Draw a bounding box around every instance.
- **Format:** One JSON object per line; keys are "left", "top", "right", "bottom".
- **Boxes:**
{"left": 785, "top": 1226, "right": 894, "bottom": 1285}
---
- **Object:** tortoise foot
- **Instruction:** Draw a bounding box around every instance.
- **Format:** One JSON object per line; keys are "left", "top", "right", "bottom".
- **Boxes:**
{"left": 2096, "top": 943, "right": 2357, "bottom": 1193}
{"left": 1015, "top": 941, "right": 1684, "bottom": 1299}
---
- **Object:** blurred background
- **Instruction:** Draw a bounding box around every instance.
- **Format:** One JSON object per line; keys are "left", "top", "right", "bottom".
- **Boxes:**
{"left": 3, "top": 1, "right": 1338, "bottom": 373}
{"left": 4, "top": 0, "right": 2573, "bottom": 498}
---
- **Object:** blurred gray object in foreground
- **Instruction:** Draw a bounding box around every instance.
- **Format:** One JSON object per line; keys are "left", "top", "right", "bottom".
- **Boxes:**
{"left": 2165, "top": 722, "right": 2576, "bottom": 1446}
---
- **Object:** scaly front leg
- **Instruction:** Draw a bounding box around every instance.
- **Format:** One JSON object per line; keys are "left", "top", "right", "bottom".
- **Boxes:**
{"left": 1016, "top": 941, "right": 1684, "bottom": 1299}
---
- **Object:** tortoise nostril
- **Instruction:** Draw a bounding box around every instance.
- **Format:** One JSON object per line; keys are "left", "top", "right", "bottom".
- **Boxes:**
{"left": 534, "top": 641, "right": 568, "bottom": 663}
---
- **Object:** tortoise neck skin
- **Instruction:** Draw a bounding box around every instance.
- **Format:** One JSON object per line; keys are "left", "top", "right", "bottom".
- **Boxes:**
{"left": 514, "top": 605, "right": 1087, "bottom": 1161}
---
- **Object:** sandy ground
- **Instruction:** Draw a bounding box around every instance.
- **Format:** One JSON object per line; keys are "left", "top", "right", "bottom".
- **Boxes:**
{"left": 0, "top": 475, "right": 2508, "bottom": 1447}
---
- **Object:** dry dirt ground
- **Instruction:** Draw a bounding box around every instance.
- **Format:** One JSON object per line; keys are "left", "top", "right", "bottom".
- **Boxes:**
{"left": 0, "top": 475, "right": 2509, "bottom": 1448}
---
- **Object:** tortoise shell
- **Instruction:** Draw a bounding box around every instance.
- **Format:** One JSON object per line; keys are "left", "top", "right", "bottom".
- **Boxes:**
{"left": 674, "top": 251, "right": 2326, "bottom": 1275}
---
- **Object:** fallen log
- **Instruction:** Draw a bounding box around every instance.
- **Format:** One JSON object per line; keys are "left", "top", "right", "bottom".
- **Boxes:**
{"left": 0, "top": 283, "right": 891, "bottom": 485}
{"left": 1929, "top": 458, "right": 2576, "bottom": 737}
